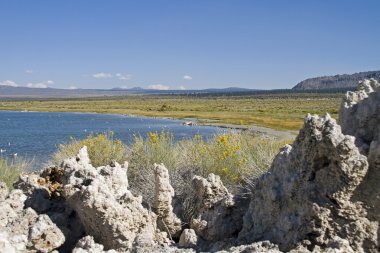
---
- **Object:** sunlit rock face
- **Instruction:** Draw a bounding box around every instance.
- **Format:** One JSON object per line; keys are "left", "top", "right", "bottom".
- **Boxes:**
{"left": 154, "top": 163, "right": 182, "bottom": 238}
{"left": 60, "top": 147, "right": 170, "bottom": 251}
{"left": 239, "top": 112, "right": 378, "bottom": 252}
{"left": 340, "top": 79, "right": 380, "bottom": 219}
{"left": 0, "top": 186, "right": 65, "bottom": 252}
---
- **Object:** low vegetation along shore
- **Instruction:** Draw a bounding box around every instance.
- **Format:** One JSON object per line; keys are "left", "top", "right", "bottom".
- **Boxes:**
{"left": 1, "top": 131, "right": 287, "bottom": 193}
{"left": 0, "top": 92, "right": 342, "bottom": 131}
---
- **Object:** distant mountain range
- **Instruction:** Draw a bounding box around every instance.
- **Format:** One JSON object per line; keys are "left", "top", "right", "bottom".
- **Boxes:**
{"left": 0, "top": 86, "right": 258, "bottom": 98}
{"left": 2, "top": 70, "right": 378, "bottom": 99}
{"left": 0, "top": 86, "right": 133, "bottom": 98}
{"left": 292, "top": 70, "right": 380, "bottom": 90}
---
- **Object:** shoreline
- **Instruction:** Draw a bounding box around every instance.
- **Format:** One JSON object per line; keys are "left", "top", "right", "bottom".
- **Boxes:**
{"left": 199, "top": 122, "right": 297, "bottom": 140}
{"left": 0, "top": 109, "right": 296, "bottom": 140}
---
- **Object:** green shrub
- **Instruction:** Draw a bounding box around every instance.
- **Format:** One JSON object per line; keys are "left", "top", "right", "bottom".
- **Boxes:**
{"left": 52, "top": 130, "right": 290, "bottom": 223}
{"left": 52, "top": 132, "right": 128, "bottom": 167}
{"left": 126, "top": 130, "right": 290, "bottom": 222}
{"left": 127, "top": 131, "right": 181, "bottom": 204}
{"left": 178, "top": 132, "right": 286, "bottom": 189}
{"left": 0, "top": 158, "right": 29, "bottom": 190}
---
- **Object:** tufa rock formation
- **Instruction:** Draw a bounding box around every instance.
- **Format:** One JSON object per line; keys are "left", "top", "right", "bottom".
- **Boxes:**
{"left": 154, "top": 163, "right": 182, "bottom": 238}
{"left": 190, "top": 174, "right": 248, "bottom": 244}
{"left": 0, "top": 184, "right": 65, "bottom": 252}
{"left": 340, "top": 80, "right": 380, "bottom": 176}
{"left": 60, "top": 147, "right": 170, "bottom": 251}
{"left": 179, "top": 229, "right": 198, "bottom": 248}
{"left": 238, "top": 113, "right": 377, "bottom": 252}
{"left": 14, "top": 167, "right": 85, "bottom": 252}
{"left": 340, "top": 78, "right": 380, "bottom": 246}
{"left": 72, "top": 236, "right": 117, "bottom": 253}
{"left": 0, "top": 79, "right": 379, "bottom": 252}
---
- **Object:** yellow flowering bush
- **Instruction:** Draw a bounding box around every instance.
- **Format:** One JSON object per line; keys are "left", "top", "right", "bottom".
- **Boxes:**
{"left": 183, "top": 132, "right": 255, "bottom": 184}
{"left": 130, "top": 130, "right": 177, "bottom": 168}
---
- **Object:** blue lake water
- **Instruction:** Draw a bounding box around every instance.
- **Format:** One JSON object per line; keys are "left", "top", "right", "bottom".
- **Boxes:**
{"left": 0, "top": 111, "right": 220, "bottom": 167}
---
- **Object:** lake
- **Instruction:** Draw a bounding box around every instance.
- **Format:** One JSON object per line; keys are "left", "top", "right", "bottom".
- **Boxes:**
{"left": 0, "top": 111, "right": 220, "bottom": 167}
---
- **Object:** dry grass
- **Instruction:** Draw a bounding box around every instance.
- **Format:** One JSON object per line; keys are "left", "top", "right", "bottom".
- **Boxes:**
{"left": 0, "top": 93, "right": 341, "bottom": 131}
{"left": 0, "top": 158, "right": 29, "bottom": 190}
{"left": 126, "top": 131, "right": 290, "bottom": 222}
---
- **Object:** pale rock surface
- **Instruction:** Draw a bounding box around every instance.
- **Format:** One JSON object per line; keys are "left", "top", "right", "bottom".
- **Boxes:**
{"left": 29, "top": 214, "right": 66, "bottom": 252}
{"left": 179, "top": 229, "right": 198, "bottom": 248}
{"left": 72, "top": 236, "right": 117, "bottom": 253}
{"left": 340, "top": 79, "right": 380, "bottom": 225}
{"left": 154, "top": 163, "right": 182, "bottom": 238}
{"left": 288, "top": 236, "right": 356, "bottom": 253}
{"left": 0, "top": 231, "right": 18, "bottom": 253}
{"left": 239, "top": 113, "right": 378, "bottom": 252}
{"left": 0, "top": 184, "right": 65, "bottom": 252}
{"left": 190, "top": 174, "right": 248, "bottom": 243}
{"left": 340, "top": 78, "right": 380, "bottom": 153}
{"left": 14, "top": 167, "right": 85, "bottom": 252}
{"left": 216, "top": 241, "right": 282, "bottom": 253}
{"left": 61, "top": 146, "right": 170, "bottom": 251}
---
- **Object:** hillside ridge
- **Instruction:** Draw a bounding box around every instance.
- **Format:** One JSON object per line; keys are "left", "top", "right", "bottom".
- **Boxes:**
{"left": 293, "top": 70, "right": 380, "bottom": 90}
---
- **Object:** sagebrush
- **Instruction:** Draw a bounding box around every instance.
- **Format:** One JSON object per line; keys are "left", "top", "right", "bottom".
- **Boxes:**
{"left": 52, "top": 130, "right": 290, "bottom": 223}
{"left": 52, "top": 131, "right": 128, "bottom": 167}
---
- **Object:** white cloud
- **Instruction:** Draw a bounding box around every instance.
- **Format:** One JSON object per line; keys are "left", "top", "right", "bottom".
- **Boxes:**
{"left": 117, "top": 85, "right": 129, "bottom": 89}
{"left": 25, "top": 70, "right": 33, "bottom": 74}
{"left": 179, "top": 86, "right": 186, "bottom": 90}
{"left": 0, "top": 80, "right": 18, "bottom": 87}
{"left": 26, "top": 80, "right": 53, "bottom": 89}
{"left": 183, "top": 75, "right": 192, "bottom": 80}
{"left": 148, "top": 84, "right": 170, "bottom": 90}
{"left": 116, "top": 73, "right": 132, "bottom": 80}
{"left": 93, "top": 72, "right": 113, "bottom": 79}
{"left": 68, "top": 86, "right": 78, "bottom": 90}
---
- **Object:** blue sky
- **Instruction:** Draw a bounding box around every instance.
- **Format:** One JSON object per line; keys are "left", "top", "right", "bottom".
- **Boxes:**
{"left": 0, "top": 0, "right": 379, "bottom": 90}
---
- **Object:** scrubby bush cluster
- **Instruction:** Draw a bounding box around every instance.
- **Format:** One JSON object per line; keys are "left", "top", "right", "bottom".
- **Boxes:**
{"left": 0, "top": 157, "right": 29, "bottom": 189}
{"left": 1, "top": 130, "right": 288, "bottom": 222}
{"left": 51, "top": 130, "right": 289, "bottom": 222}
{"left": 52, "top": 131, "right": 128, "bottom": 167}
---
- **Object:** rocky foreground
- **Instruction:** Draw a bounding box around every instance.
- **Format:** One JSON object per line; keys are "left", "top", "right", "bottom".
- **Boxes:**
{"left": 0, "top": 79, "right": 379, "bottom": 253}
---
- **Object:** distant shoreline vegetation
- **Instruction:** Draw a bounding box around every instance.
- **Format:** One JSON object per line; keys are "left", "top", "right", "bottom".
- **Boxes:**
{"left": 0, "top": 91, "right": 342, "bottom": 131}
{"left": 0, "top": 86, "right": 353, "bottom": 100}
